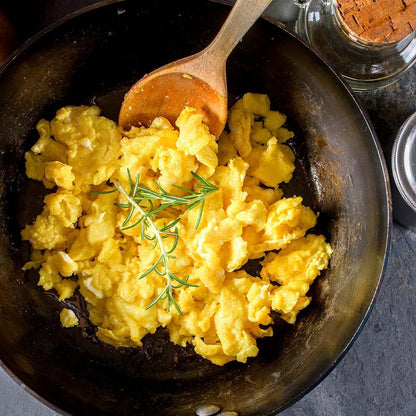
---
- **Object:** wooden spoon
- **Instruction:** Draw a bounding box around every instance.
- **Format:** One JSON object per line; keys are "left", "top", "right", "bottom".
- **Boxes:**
{"left": 119, "top": 0, "right": 273, "bottom": 138}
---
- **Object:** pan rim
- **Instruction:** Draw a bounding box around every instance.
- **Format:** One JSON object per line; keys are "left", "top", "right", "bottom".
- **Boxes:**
{"left": 0, "top": 1, "right": 392, "bottom": 415}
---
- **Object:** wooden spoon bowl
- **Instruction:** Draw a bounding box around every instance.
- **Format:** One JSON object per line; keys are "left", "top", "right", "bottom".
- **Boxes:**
{"left": 119, "top": 65, "right": 227, "bottom": 138}
{"left": 119, "top": 0, "right": 273, "bottom": 137}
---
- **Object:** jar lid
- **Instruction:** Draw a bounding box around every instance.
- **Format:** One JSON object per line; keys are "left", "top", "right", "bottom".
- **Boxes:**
{"left": 392, "top": 112, "right": 416, "bottom": 220}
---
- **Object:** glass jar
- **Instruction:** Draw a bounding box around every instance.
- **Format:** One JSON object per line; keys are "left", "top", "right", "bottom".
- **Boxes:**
{"left": 295, "top": 0, "right": 416, "bottom": 91}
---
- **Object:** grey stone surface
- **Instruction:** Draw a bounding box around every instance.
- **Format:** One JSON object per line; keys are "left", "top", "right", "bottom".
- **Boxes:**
{"left": 0, "top": 1, "right": 415, "bottom": 415}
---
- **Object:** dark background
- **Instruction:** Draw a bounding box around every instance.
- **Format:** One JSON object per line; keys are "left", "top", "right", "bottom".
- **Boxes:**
{"left": 0, "top": 1, "right": 415, "bottom": 415}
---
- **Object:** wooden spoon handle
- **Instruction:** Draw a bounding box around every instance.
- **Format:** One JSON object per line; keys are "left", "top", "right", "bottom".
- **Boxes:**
{"left": 161, "top": 0, "right": 273, "bottom": 93}
{"left": 206, "top": 0, "right": 273, "bottom": 63}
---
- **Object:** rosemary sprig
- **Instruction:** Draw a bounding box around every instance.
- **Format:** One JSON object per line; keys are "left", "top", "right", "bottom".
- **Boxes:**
{"left": 101, "top": 170, "right": 218, "bottom": 315}
{"left": 135, "top": 171, "right": 218, "bottom": 229}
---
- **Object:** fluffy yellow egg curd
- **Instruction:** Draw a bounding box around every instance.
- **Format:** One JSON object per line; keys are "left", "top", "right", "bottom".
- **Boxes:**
{"left": 22, "top": 93, "right": 332, "bottom": 366}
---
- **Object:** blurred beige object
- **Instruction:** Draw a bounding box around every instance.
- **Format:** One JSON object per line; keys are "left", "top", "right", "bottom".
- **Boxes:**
{"left": 0, "top": 9, "right": 16, "bottom": 65}
{"left": 335, "top": 0, "right": 416, "bottom": 44}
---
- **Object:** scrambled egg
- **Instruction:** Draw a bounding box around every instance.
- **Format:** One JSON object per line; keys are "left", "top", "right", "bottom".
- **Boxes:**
{"left": 22, "top": 93, "right": 332, "bottom": 366}
{"left": 60, "top": 308, "right": 79, "bottom": 328}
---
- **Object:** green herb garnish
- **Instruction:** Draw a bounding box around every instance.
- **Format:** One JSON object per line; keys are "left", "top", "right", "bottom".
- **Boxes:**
{"left": 96, "top": 169, "right": 218, "bottom": 315}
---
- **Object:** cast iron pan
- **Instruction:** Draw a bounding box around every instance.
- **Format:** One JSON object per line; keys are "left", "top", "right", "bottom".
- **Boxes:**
{"left": 0, "top": 0, "right": 391, "bottom": 415}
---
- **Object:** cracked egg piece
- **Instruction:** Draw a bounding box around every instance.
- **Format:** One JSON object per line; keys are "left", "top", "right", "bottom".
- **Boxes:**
{"left": 169, "top": 296, "right": 218, "bottom": 346}
{"left": 237, "top": 93, "right": 271, "bottom": 116}
{"left": 222, "top": 236, "right": 249, "bottom": 272}
{"left": 209, "top": 271, "right": 274, "bottom": 364}
{"left": 37, "top": 262, "right": 62, "bottom": 291}
{"left": 60, "top": 308, "right": 79, "bottom": 328}
{"left": 37, "top": 259, "right": 77, "bottom": 301}
{"left": 191, "top": 264, "right": 225, "bottom": 294}
{"left": 96, "top": 237, "right": 123, "bottom": 266}
{"left": 232, "top": 92, "right": 270, "bottom": 117}
{"left": 243, "top": 175, "right": 283, "bottom": 206}
{"left": 212, "top": 156, "right": 249, "bottom": 207}
{"left": 150, "top": 146, "right": 197, "bottom": 191}
{"left": 45, "top": 251, "right": 78, "bottom": 277}
{"left": 226, "top": 199, "right": 268, "bottom": 231}
{"left": 44, "top": 161, "right": 75, "bottom": 189}
{"left": 246, "top": 281, "right": 273, "bottom": 326}
{"left": 250, "top": 122, "right": 273, "bottom": 145}
{"left": 228, "top": 104, "right": 254, "bottom": 158}
{"left": 176, "top": 107, "right": 215, "bottom": 155}
{"left": 270, "top": 280, "right": 313, "bottom": 324}
{"left": 50, "top": 105, "right": 122, "bottom": 189}
{"left": 68, "top": 229, "right": 97, "bottom": 261}
{"left": 38, "top": 251, "right": 78, "bottom": 300}
{"left": 193, "top": 337, "right": 235, "bottom": 366}
{"left": 78, "top": 262, "right": 124, "bottom": 303}
{"left": 245, "top": 138, "right": 295, "bottom": 188}
{"left": 275, "top": 127, "right": 295, "bottom": 143}
{"left": 264, "top": 110, "right": 287, "bottom": 137}
{"left": 83, "top": 192, "right": 118, "bottom": 248}
{"left": 55, "top": 280, "right": 78, "bottom": 301}
{"left": 120, "top": 125, "right": 178, "bottom": 172}
{"left": 92, "top": 287, "right": 169, "bottom": 348}
{"left": 261, "top": 234, "right": 332, "bottom": 285}
{"left": 44, "top": 191, "right": 82, "bottom": 228}
{"left": 21, "top": 207, "right": 73, "bottom": 251}
{"left": 24, "top": 152, "right": 53, "bottom": 187}
{"left": 32, "top": 119, "right": 68, "bottom": 163}
{"left": 194, "top": 217, "right": 243, "bottom": 259}
{"left": 261, "top": 197, "right": 317, "bottom": 251}
{"left": 175, "top": 107, "right": 218, "bottom": 177}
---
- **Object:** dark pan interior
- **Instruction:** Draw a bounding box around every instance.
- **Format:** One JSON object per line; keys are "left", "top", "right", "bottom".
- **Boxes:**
{"left": 0, "top": 0, "right": 390, "bottom": 415}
